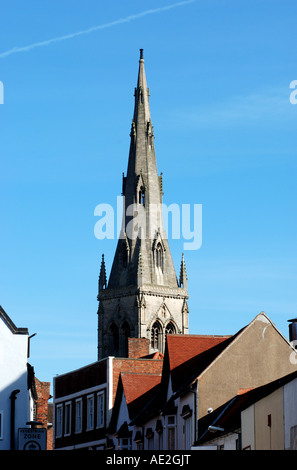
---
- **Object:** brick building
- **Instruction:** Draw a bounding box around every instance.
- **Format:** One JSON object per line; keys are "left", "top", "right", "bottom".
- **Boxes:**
{"left": 53, "top": 338, "right": 163, "bottom": 449}
{"left": 34, "top": 377, "right": 53, "bottom": 450}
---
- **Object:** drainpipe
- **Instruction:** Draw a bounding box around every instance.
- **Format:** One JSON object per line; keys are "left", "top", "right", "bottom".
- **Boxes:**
{"left": 10, "top": 389, "right": 20, "bottom": 450}
{"left": 188, "top": 380, "right": 198, "bottom": 445}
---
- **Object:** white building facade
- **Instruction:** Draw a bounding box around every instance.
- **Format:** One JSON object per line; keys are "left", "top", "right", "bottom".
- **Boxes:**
{"left": 0, "top": 306, "right": 35, "bottom": 450}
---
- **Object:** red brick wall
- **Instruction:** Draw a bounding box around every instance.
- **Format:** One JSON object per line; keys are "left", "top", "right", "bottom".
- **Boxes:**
{"left": 35, "top": 377, "right": 53, "bottom": 450}
{"left": 112, "top": 357, "right": 163, "bottom": 403}
{"left": 128, "top": 337, "right": 150, "bottom": 358}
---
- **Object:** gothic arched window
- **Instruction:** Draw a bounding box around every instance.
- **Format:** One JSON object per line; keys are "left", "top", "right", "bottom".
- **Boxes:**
{"left": 122, "top": 243, "right": 128, "bottom": 268}
{"left": 151, "top": 321, "right": 162, "bottom": 350}
{"left": 165, "top": 322, "right": 176, "bottom": 336}
{"left": 109, "top": 322, "right": 119, "bottom": 354}
{"left": 155, "top": 243, "right": 163, "bottom": 271}
{"left": 138, "top": 186, "right": 145, "bottom": 206}
{"left": 121, "top": 321, "right": 131, "bottom": 357}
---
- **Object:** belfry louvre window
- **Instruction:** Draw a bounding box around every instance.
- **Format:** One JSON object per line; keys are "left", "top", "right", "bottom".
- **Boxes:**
{"left": 122, "top": 243, "right": 128, "bottom": 268}
{"left": 165, "top": 322, "right": 175, "bottom": 336}
{"left": 139, "top": 186, "right": 145, "bottom": 206}
{"left": 155, "top": 243, "right": 163, "bottom": 270}
{"left": 151, "top": 321, "right": 162, "bottom": 350}
{"left": 110, "top": 322, "right": 119, "bottom": 354}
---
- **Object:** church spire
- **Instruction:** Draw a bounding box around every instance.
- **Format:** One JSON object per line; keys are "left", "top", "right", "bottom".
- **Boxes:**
{"left": 108, "top": 49, "right": 178, "bottom": 289}
{"left": 133, "top": 49, "right": 151, "bottom": 126}
{"left": 97, "top": 51, "right": 189, "bottom": 359}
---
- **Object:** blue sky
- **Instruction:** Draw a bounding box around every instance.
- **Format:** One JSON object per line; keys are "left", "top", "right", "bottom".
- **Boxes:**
{"left": 0, "top": 0, "right": 296, "bottom": 389}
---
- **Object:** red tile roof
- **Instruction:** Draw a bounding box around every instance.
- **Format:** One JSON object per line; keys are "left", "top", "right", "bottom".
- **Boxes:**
{"left": 167, "top": 335, "right": 231, "bottom": 371}
{"left": 166, "top": 334, "right": 234, "bottom": 392}
{"left": 121, "top": 373, "right": 161, "bottom": 404}
{"left": 121, "top": 373, "right": 162, "bottom": 420}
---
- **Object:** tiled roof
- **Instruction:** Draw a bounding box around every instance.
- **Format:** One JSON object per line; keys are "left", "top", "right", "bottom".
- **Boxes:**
{"left": 167, "top": 334, "right": 231, "bottom": 370}
{"left": 166, "top": 334, "right": 236, "bottom": 392}
{"left": 122, "top": 373, "right": 161, "bottom": 405}
{"left": 129, "top": 331, "right": 246, "bottom": 427}
{"left": 197, "top": 370, "right": 297, "bottom": 444}
{"left": 121, "top": 373, "right": 161, "bottom": 420}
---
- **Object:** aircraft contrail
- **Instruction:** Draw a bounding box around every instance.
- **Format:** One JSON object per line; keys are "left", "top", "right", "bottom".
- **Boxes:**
{"left": 0, "top": 0, "right": 195, "bottom": 59}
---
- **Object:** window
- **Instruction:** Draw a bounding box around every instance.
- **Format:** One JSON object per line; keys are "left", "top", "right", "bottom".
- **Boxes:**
{"left": 147, "top": 436, "right": 154, "bottom": 450}
{"left": 155, "top": 243, "right": 163, "bottom": 270}
{"left": 156, "top": 420, "right": 163, "bottom": 450}
{"left": 138, "top": 186, "right": 145, "bottom": 206}
{"left": 87, "top": 395, "right": 95, "bottom": 431}
{"left": 184, "top": 417, "right": 191, "bottom": 450}
{"left": 64, "top": 401, "right": 72, "bottom": 436}
{"left": 146, "top": 428, "right": 154, "bottom": 450}
{"left": 75, "top": 399, "right": 82, "bottom": 434}
{"left": 56, "top": 405, "right": 63, "bottom": 438}
{"left": 158, "top": 431, "right": 163, "bottom": 450}
{"left": 151, "top": 321, "right": 162, "bottom": 350}
{"left": 165, "top": 322, "right": 175, "bottom": 336}
{"left": 181, "top": 404, "right": 192, "bottom": 450}
{"left": 167, "top": 416, "right": 176, "bottom": 450}
{"left": 109, "top": 322, "right": 119, "bottom": 354}
{"left": 119, "top": 437, "right": 131, "bottom": 450}
{"left": 134, "top": 430, "right": 143, "bottom": 450}
{"left": 96, "top": 392, "right": 105, "bottom": 428}
{"left": 120, "top": 321, "right": 130, "bottom": 357}
{"left": 0, "top": 412, "right": 3, "bottom": 440}
{"left": 122, "top": 243, "right": 128, "bottom": 268}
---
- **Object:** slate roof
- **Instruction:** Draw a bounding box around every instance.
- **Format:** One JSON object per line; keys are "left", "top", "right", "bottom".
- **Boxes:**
{"left": 196, "top": 370, "right": 297, "bottom": 445}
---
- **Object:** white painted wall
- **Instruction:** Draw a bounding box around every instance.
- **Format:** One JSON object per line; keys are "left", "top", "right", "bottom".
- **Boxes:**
{"left": 0, "top": 315, "right": 30, "bottom": 450}
{"left": 241, "top": 404, "right": 255, "bottom": 450}
{"left": 284, "top": 377, "right": 297, "bottom": 449}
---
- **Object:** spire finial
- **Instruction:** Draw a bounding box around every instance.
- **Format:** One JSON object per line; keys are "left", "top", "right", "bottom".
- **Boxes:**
{"left": 179, "top": 253, "right": 188, "bottom": 289}
{"left": 98, "top": 254, "right": 107, "bottom": 293}
{"left": 140, "top": 49, "right": 144, "bottom": 60}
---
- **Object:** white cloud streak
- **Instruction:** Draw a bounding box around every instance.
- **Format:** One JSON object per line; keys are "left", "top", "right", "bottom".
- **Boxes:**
{"left": 0, "top": 0, "right": 195, "bottom": 59}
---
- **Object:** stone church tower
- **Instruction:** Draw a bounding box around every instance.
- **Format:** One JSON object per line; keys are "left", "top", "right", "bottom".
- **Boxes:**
{"left": 97, "top": 50, "right": 189, "bottom": 359}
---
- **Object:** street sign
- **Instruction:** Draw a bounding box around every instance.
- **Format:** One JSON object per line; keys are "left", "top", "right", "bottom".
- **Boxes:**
{"left": 18, "top": 428, "right": 47, "bottom": 450}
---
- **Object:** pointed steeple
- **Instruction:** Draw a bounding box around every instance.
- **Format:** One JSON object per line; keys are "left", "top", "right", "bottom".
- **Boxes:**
{"left": 108, "top": 49, "right": 178, "bottom": 289}
{"left": 97, "top": 51, "right": 189, "bottom": 359}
